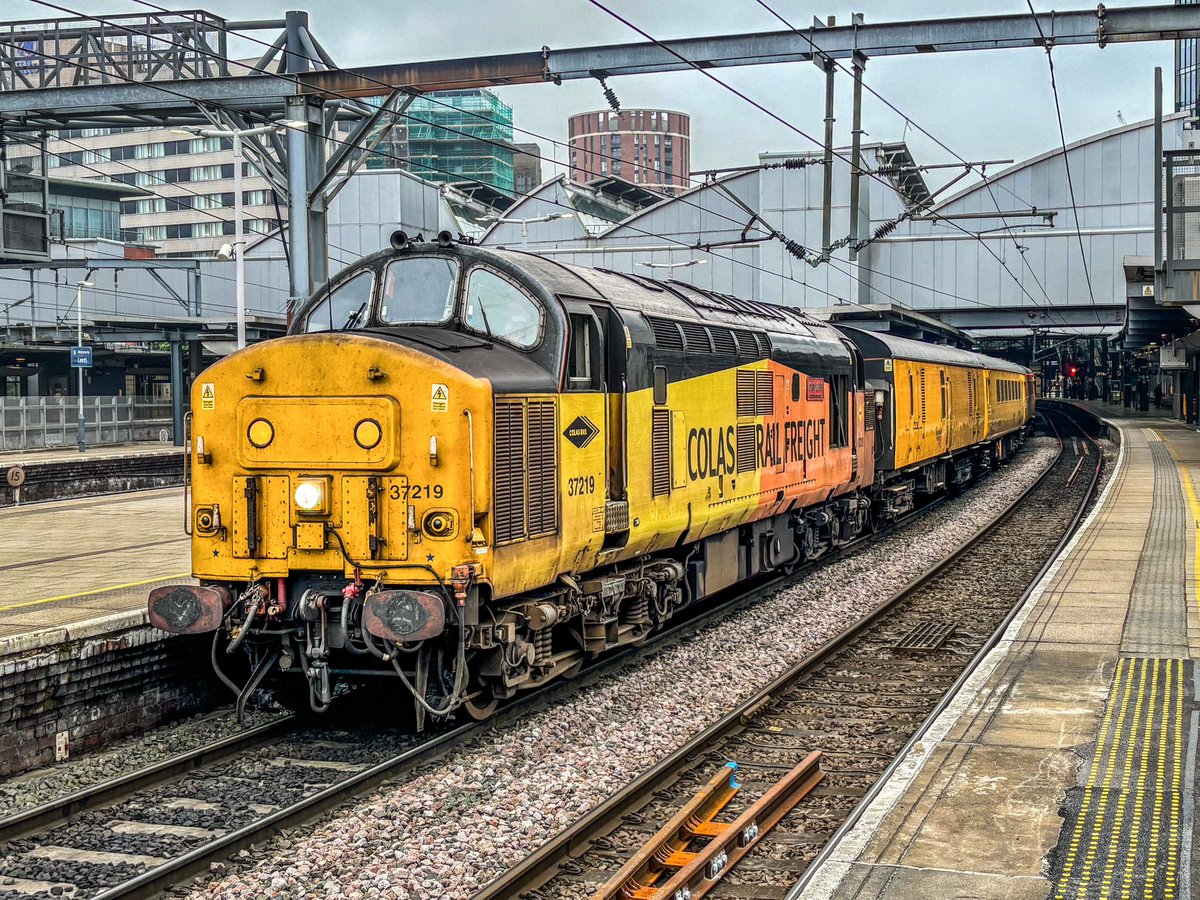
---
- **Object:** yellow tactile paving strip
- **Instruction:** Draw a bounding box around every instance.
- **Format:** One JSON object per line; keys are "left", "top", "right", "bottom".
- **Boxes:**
{"left": 1050, "top": 656, "right": 1190, "bottom": 900}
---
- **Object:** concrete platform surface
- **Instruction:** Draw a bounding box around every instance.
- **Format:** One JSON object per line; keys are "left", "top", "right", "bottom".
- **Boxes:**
{"left": 0, "top": 441, "right": 182, "bottom": 464}
{"left": 800, "top": 410, "right": 1200, "bottom": 900}
{"left": 0, "top": 488, "right": 190, "bottom": 646}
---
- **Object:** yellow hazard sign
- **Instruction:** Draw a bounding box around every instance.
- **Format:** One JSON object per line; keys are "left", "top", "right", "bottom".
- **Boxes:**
{"left": 201, "top": 382, "right": 215, "bottom": 410}
{"left": 431, "top": 383, "right": 448, "bottom": 413}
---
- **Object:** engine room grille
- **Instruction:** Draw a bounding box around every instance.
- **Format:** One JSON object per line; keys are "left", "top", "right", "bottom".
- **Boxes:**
{"left": 710, "top": 326, "right": 737, "bottom": 355}
{"left": 648, "top": 317, "right": 685, "bottom": 351}
{"left": 681, "top": 322, "right": 712, "bottom": 352}
{"left": 494, "top": 400, "right": 526, "bottom": 544}
{"left": 526, "top": 400, "right": 558, "bottom": 538}
{"left": 736, "top": 370, "right": 757, "bottom": 417}
{"left": 755, "top": 371, "right": 774, "bottom": 416}
{"left": 493, "top": 398, "right": 559, "bottom": 544}
{"left": 652, "top": 408, "right": 671, "bottom": 497}
{"left": 736, "top": 424, "right": 758, "bottom": 473}
{"left": 864, "top": 391, "right": 876, "bottom": 432}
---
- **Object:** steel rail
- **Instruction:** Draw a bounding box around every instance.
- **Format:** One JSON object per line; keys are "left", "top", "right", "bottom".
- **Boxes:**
{"left": 783, "top": 402, "right": 1104, "bottom": 899}
{"left": 0, "top": 715, "right": 294, "bottom": 845}
{"left": 30, "top": 427, "right": 1048, "bottom": 900}
{"left": 472, "top": 413, "right": 1073, "bottom": 899}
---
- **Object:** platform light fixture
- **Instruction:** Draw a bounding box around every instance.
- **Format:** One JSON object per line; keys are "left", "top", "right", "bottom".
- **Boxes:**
{"left": 492, "top": 212, "right": 573, "bottom": 250}
{"left": 74, "top": 280, "right": 93, "bottom": 454}
{"left": 636, "top": 259, "right": 708, "bottom": 270}
{"left": 173, "top": 124, "right": 279, "bottom": 350}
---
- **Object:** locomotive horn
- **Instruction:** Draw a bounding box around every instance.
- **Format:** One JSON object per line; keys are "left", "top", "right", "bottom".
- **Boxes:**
{"left": 389, "top": 230, "right": 410, "bottom": 250}
{"left": 436, "top": 230, "right": 454, "bottom": 248}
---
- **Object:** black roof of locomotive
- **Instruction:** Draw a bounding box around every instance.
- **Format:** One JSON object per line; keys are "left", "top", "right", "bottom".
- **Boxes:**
{"left": 325, "top": 242, "right": 854, "bottom": 364}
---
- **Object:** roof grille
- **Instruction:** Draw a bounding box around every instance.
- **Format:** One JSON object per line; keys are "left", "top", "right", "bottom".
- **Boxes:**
{"left": 648, "top": 317, "right": 685, "bottom": 351}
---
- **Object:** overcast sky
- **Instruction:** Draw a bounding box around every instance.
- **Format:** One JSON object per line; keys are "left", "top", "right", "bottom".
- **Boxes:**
{"left": 21, "top": 0, "right": 1179, "bottom": 188}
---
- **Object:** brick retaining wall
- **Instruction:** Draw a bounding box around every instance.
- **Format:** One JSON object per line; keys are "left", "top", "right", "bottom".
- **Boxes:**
{"left": 0, "top": 451, "right": 183, "bottom": 508}
{"left": 0, "top": 615, "right": 227, "bottom": 777}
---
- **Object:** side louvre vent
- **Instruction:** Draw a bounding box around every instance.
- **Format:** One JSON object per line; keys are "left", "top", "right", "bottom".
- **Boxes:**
{"left": 864, "top": 391, "right": 876, "bottom": 432}
{"left": 756, "top": 332, "right": 772, "bottom": 358}
{"left": 736, "top": 370, "right": 757, "bottom": 417}
{"left": 526, "top": 400, "right": 558, "bottom": 538}
{"left": 710, "top": 327, "right": 737, "bottom": 355}
{"left": 681, "top": 322, "right": 712, "bottom": 352}
{"left": 493, "top": 398, "right": 558, "bottom": 545}
{"left": 919, "top": 370, "right": 927, "bottom": 423}
{"left": 493, "top": 400, "right": 527, "bottom": 544}
{"left": 652, "top": 408, "right": 672, "bottom": 497}
{"left": 731, "top": 329, "right": 756, "bottom": 357}
{"left": 648, "top": 317, "right": 685, "bottom": 351}
{"left": 736, "top": 424, "right": 758, "bottom": 473}
{"left": 755, "top": 371, "right": 774, "bottom": 416}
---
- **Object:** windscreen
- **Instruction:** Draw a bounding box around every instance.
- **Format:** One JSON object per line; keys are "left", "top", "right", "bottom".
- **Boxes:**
{"left": 378, "top": 257, "right": 459, "bottom": 325}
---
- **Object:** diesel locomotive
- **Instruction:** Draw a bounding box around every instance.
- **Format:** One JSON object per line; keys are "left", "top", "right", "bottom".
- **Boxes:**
{"left": 148, "top": 234, "right": 1032, "bottom": 725}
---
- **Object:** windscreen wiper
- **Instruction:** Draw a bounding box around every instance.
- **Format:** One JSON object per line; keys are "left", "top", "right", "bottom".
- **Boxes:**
{"left": 340, "top": 301, "right": 367, "bottom": 331}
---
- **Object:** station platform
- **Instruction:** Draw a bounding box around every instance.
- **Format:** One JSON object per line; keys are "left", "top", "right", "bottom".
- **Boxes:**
{"left": 0, "top": 487, "right": 188, "bottom": 643}
{"left": 801, "top": 406, "right": 1200, "bottom": 900}
{"left": 1, "top": 442, "right": 183, "bottom": 507}
{"left": 0, "top": 488, "right": 212, "bottom": 777}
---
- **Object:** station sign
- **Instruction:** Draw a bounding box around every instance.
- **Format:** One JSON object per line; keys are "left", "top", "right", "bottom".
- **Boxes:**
{"left": 70, "top": 346, "right": 93, "bottom": 368}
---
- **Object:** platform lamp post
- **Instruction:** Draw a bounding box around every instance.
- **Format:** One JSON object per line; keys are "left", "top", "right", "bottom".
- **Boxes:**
{"left": 493, "top": 212, "right": 573, "bottom": 250}
{"left": 173, "top": 124, "right": 278, "bottom": 349}
{"left": 74, "top": 279, "right": 93, "bottom": 453}
{"left": 636, "top": 259, "right": 708, "bottom": 271}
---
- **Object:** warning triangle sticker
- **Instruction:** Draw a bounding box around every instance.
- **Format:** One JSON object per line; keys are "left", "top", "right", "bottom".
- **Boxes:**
{"left": 432, "top": 386, "right": 447, "bottom": 400}
{"left": 202, "top": 384, "right": 214, "bottom": 398}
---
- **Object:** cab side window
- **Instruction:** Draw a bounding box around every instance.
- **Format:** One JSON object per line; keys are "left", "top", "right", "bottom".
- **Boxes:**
{"left": 463, "top": 268, "right": 543, "bottom": 349}
{"left": 566, "top": 313, "right": 602, "bottom": 390}
{"left": 303, "top": 271, "right": 374, "bottom": 333}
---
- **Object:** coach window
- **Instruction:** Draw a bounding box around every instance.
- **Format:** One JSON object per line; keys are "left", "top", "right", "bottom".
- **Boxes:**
{"left": 303, "top": 270, "right": 373, "bottom": 333}
{"left": 463, "top": 268, "right": 543, "bottom": 349}
{"left": 566, "top": 313, "right": 602, "bottom": 390}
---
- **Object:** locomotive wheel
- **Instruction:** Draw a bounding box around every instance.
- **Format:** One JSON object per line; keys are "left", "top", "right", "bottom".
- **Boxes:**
{"left": 462, "top": 690, "right": 499, "bottom": 720}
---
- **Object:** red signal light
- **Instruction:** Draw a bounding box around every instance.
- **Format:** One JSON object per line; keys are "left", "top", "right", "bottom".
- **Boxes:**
{"left": 1067, "top": 364, "right": 1078, "bottom": 377}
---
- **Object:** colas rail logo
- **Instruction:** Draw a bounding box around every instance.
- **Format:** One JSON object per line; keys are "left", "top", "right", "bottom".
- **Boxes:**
{"left": 563, "top": 415, "right": 600, "bottom": 449}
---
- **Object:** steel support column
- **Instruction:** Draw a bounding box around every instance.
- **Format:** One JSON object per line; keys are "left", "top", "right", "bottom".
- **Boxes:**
{"left": 169, "top": 335, "right": 184, "bottom": 447}
{"left": 284, "top": 10, "right": 326, "bottom": 301}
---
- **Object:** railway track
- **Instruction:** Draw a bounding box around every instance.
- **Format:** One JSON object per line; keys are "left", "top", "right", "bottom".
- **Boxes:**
{"left": 474, "top": 404, "right": 1103, "bottom": 900}
{"left": 0, "top": 411, "right": 1087, "bottom": 900}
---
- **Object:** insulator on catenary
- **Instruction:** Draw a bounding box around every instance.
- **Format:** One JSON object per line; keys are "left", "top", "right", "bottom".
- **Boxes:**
{"left": 782, "top": 238, "right": 809, "bottom": 261}
{"left": 599, "top": 77, "right": 620, "bottom": 112}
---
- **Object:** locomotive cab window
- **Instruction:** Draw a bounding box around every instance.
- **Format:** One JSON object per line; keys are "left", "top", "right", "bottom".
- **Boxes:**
{"left": 463, "top": 268, "right": 543, "bottom": 349}
{"left": 566, "top": 313, "right": 602, "bottom": 390}
{"left": 828, "top": 374, "right": 849, "bottom": 448}
{"left": 303, "top": 270, "right": 374, "bottom": 333}
{"left": 379, "top": 256, "right": 458, "bottom": 325}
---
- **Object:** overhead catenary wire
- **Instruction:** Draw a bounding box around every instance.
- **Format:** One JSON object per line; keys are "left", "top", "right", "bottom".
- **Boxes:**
{"left": 583, "top": 0, "right": 1081, "bottom": 332}
{"left": 30, "top": 0, "right": 1029, "bottom": 322}
{"left": 10, "top": 5, "right": 853, "bottom": 307}
{"left": 82, "top": 0, "right": 834, "bottom": 271}
{"left": 1025, "top": 0, "right": 1102, "bottom": 326}
{"left": 12, "top": 0, "right": 1080, "bottom": 326}
{"left": 752, "top": 0, "right": 1063, "bottom": 325}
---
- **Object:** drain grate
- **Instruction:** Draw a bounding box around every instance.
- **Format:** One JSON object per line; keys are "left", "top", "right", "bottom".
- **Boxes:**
{"left": 893, "top": 621, "right": 957, "bottom": 651}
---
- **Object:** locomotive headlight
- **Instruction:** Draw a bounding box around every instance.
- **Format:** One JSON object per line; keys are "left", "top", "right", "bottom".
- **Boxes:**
{"left": 294, "top": 477, "right": 330, "bottom": 515}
